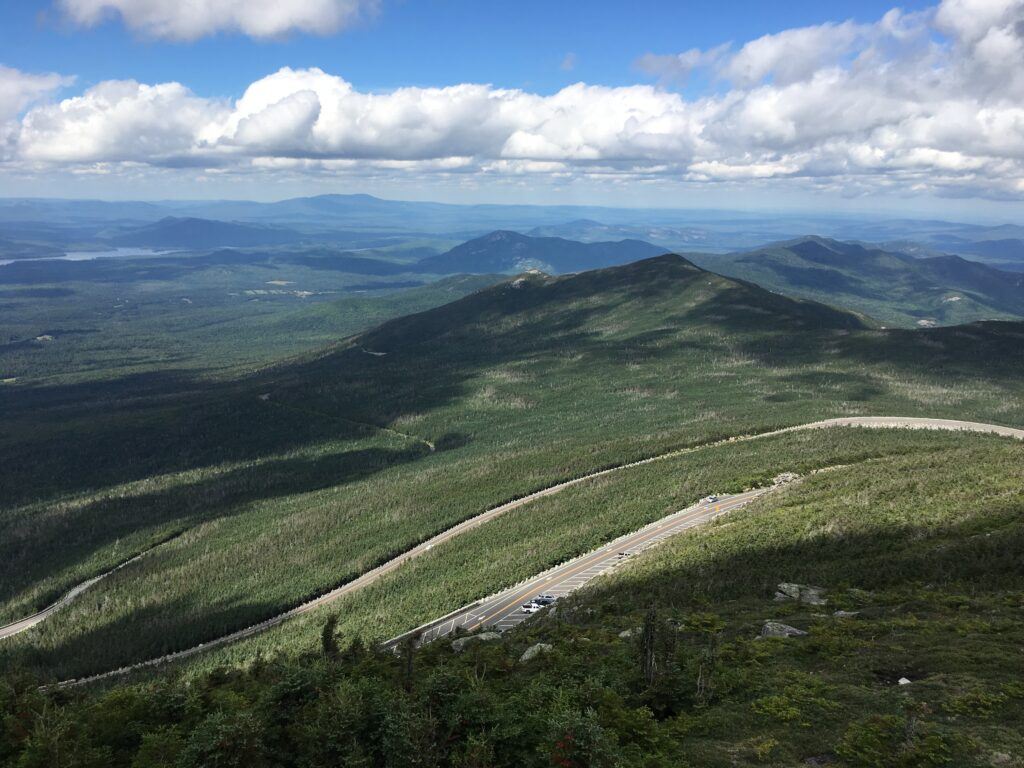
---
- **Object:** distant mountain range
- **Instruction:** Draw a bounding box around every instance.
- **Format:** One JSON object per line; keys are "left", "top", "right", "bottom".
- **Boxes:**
{"left": 943, "top": 238, "right": 1024, "bottom": 271}
{"left": 415, "top": 230, "right": 666, "bottom": 274}
{"left": 1, "top": 195, "right": 1023, "bottom": 271}
{"left": 692, "top": 236, "right": 1024, "bottom": 326}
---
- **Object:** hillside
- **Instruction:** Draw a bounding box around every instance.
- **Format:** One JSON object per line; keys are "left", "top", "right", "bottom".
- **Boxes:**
{"left": 2, "top": 250, "right": 1024, "bottom": 765}
{"left": 0, "top": 237, "right": 63, "bottom": 260}
{"left": 415, "top": 230, "right": 665, "bottom": 274}
{"left": 4, "top": 428, "right": 1020, "bottom": 766}
{"left": 692, "top": 236, "right": 1024, "bottom": 326}
{"left": 4, "top": 254, "right": 1024, "bottom": 684}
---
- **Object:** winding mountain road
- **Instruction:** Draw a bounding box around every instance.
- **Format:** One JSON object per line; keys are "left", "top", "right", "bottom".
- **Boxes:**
{"left": 382, "top": 489, "right": 769, "bottom": 651}
{"left": 5, "top": 416, "right": 1017, "bottom": 687}
{"left": 0, "top": 551, "right": 149, "bottom": 641}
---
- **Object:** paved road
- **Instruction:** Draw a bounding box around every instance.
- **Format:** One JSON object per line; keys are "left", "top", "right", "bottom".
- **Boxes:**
{"left": 383, "top": 489, "right": 768, "bottom": 650}
{"left": 0, "top": 552, "right": 147, "bottom": 641}
{"left": 780, "top": 416, "right": 1024, "bottom": 441}
{"left": 35, "top": 416, "right": 1021, "bottom": 686}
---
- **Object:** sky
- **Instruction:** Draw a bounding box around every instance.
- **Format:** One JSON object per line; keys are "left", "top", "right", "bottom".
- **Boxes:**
{"left": 1, "top": 0, "right": 1023, "bottom": 219}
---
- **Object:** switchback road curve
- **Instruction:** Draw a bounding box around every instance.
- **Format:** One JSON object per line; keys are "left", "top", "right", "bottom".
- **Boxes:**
{"left": 6, "top": 416, "right": 1017, "bottom": 686}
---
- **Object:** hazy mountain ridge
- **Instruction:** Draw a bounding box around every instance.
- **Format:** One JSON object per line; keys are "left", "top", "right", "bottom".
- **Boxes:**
{"left": 693, "top": 236, "right": 1024, "bottom": 326}
{"left": 105, "top": 217, "right": 308, "bottom": 249}
{"left": 415, "top": 230, "right": 666, "bottom": 274}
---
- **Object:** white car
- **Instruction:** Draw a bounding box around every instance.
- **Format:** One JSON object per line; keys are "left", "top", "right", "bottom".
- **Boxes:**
{"left": 521, "top": 602, "right": 542, "bottom": 614}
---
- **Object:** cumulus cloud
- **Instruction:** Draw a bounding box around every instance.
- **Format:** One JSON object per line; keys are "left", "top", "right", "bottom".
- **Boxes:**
{"left": 7, "top": 0, "right": 1024, "bottom": 200}
{"left": 0, "top": 65, "right": 74, "bottom": 157}
{"left": 57, "top": 0, "right": 378, "bottom": 41}
{"left": 0, "top": 66, "right": 73, "bottom": 124}
{"left": 721, "top": 20, "right": 869, "bottom": 86}
{"left": 17, "top": 79, "right": 228, "bottom": 163}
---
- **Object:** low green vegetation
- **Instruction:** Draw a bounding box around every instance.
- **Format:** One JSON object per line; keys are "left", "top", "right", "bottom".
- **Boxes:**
{"left": 0, "top": 426, "right": 978, "bottom": 681}
{"left": 2, "top": 256, "right": 1023, "bottom": 685}
{"left": 2, "top": 430, "right": 1020, "bottom": 766}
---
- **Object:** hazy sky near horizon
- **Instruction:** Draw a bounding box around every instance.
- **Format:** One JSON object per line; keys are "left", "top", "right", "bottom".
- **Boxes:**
{"left": 1, "top": 0, "right": 1023, "bottom": 219}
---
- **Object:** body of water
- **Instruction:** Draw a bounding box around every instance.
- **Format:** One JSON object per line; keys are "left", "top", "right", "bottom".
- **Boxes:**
{"left": 0, "top": 248, "right": 175, "bottom": 267}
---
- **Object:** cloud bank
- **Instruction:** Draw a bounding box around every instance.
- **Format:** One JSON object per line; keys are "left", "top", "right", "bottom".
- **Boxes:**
{"left": 4, "top": 0, "right": 1024, "bottom": 199}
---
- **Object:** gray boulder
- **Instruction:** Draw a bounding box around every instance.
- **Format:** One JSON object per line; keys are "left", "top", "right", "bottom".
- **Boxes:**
{"left": 772, "top": 472, "right": 800, "bottom": 486}
{"left": 451, "top": 632, "right": 500, "bottom": 653}
{"left": 760, "top": 621, "right": 808, "bottom": 639}
{"left": 519, "top": 643, "right": 553, "bottom": 662}
{"left": 774, "top": 582, "right": 827, "bottom": 605}
{"left": 833, "top": 610, "right": 860, "bottom": 618}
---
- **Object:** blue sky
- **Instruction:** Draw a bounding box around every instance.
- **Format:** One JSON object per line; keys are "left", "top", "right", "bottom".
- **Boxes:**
{"left": 0, "top": 0, "right": 1022, "bottom": 218}
{"left": 2, "top": 1, "right": 936, "bottom": 97}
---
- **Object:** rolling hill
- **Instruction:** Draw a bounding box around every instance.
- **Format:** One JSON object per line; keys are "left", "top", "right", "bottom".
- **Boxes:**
{"left": 106, "top": 216, "right": 307, "bottom": 249}
{"left": 415, "top": 230, "right": 666, "bottom": 274}
{"left": 691, "top": 236, "right": 1024, "bottom": 326}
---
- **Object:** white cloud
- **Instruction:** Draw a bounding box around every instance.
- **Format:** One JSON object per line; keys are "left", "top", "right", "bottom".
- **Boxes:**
{"left": 17, "top": 79, "right": 227, "bottom": 163}
{"left": 8, "top": 0, "right": 1024, "bottom": 200}
{"left": 934, "top": 0, "right": 1024, "bottom": 43}
{"left": 0, "top": 66, "right": 73, "bottom": 123}
{"left": 0, "top": 65, "right": 74, "bottom": 158}
{"left": 722, "top": 21, "right": 867, "bottom": 87}
{"left": 57, "top": 0, "right": 378, "bottom": 41}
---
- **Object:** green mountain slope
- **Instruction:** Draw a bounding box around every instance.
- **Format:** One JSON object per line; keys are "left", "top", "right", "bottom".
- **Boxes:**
{"left": 3, "top": 429, "right": 1022, "bottom": 767}
{"left": 2, "top": 255, "right": 1023, "bottom": 684}
{"left": 692, "top": 236, "right": 1024, "bottom": 326}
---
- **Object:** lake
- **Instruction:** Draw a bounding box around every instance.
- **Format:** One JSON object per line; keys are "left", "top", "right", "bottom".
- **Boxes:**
{"left": 0, "top": 248, "right": 176, "bottom": 267}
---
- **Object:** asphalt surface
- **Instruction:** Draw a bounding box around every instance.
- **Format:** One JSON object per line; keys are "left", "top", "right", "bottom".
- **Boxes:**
{"left": 12, "top": 415, "right": 1017, "bottom": 686}
{"left": 0, "top": 552, "right": 146, "bottom": 641}
{"left": 384, "top": 489, "right": 768, "bottom": 650}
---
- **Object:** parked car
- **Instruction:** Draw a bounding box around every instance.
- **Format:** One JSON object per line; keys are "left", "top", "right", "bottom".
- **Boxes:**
{"left": 521, "top": 602, "right": 542, "bottom": 614}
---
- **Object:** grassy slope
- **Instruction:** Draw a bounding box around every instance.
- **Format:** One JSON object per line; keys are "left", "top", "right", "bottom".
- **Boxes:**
{"left": 2, "top": 256, "right": 1023, "bottom": 681}
{"left": 2, "top": 429, "right": 1020, "bottom": 767}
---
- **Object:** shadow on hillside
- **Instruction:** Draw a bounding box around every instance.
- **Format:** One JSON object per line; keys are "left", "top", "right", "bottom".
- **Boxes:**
{"left": 15, "top": 468, "right": 1024, "bottom": 684}
{"left": 0, "top": 592, "right": 287, "bottom": 684}
{"left": 582, "top": 493, "right": 1024, "bottom": 613}
{"left": 0, "top": 440, "right": 441, "bottom": 606}
{"left": 3, "top": 263, "right": 1023, "bottom": 512}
